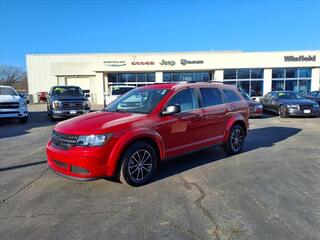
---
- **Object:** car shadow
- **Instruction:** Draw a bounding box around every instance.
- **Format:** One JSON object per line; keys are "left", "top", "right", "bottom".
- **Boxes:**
{"left": 0, "top": 111, "right": 55, "bottom": 139}
{"left": 152, "top": 126, "right": 301, "bottom": 183}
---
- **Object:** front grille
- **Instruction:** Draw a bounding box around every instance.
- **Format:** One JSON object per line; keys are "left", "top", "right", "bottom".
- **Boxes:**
{"left": 70, "top": 165, "right": 90, "bottom": 175}
{"left": 299, "top": 104, "right": 312, "bottom": 110}
{"left": 51, "top": 130, "right": 78, "bottom": 150}
{"left": 53, "top": 159, "right": 68, "bottom": 169}
{"left": 60, "top": 102, "right": 84, "bottom": 110}
{"left": 0, "top": 111, "right": 20, "bottom": 114}
{"left": 0, "top": 102, "right": 20, "bottom": 109}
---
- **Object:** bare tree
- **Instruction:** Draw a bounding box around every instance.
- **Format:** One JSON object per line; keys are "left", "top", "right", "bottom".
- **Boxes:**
{"left": 0, "top": 65, "right": 26, "bottom": 86}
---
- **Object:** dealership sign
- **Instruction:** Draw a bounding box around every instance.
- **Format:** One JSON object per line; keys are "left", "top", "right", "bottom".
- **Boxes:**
{"left": 131, "top": 61, "right": 155, "bottom": 65}
{"left": 103, "top": 61, "right": 126, "bottom": 66}
{"left": 180, "top": 59, "right": 204, "bottom": 65}
{"left": 160, "top": 59, "right": 176, "bottom": 66}
{"left": 284, "top": 55, "right": 316, "bottom": 62}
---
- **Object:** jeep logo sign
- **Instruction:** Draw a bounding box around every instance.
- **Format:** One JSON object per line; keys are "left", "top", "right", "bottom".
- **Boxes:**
{"left": 284, "top": 55, "right": 316, "bottom": 62}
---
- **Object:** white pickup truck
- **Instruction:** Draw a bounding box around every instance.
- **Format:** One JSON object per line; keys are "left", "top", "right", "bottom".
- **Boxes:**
{"left": 0, "top": 86, "right": 29, "bottom": 123}
{"left": 104, "top": 85, "right": 135, "bottom": 107}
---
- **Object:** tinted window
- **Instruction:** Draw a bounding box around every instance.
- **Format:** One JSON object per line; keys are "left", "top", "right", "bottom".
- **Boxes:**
{"left": 251, "top": 69, "right": 264, "bottom": 79}
{"left": 238, "top": 69, "right": 250, "bottom": 79}
{"left": 224, "top": 69, "right": 237, "bottom": 79}
{"left": 167, "top": 89, "right": 198, "bottom": 112}
{"left": 52, "top": 87, "right": 83, "bottom": 96}
{"left": 223, "top": 89, "right": 241, "bottom": 103}
{"left": 0, "top": 87, "right": 18, "bottom": 96}
{"left": 285, "top": 68, "right": 298, "bottom": 78}
{"left": 200, "top": 88, "right": 223, "bottom": 107}
{"left": 299, "top": 68, "right": 311, "bottom": 78}
{"left": 272, "top": 68, "right": 285, "bottom": 78}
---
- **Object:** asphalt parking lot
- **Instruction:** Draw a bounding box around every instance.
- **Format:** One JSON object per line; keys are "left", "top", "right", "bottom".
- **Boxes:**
{"left": 0, "top": 104, "right": 319, "bottom": 240}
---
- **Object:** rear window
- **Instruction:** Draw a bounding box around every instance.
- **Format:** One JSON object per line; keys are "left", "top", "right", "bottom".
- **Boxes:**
{"left": 223, "top": 89, "right": 241, "bottom": 103}
{"left": 200, "top": 88, "right": 223, "bottom": 107}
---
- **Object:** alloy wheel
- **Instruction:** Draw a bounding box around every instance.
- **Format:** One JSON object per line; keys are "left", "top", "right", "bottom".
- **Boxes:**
{"left": 128, "top": 150, "right": 153, "bottom": 182}
{"left": 231, "top": 129, "right": 243, "bottom": 152}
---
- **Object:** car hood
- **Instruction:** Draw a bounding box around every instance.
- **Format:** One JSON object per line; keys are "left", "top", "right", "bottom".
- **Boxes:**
{"left": 0, "top": 95, "right": 21, "bottom": 103}
{"left": 50, "top": 95, "right": 86, "bottom": 101}
{"left": 280, "top": 99, "right": 316, "bottom": 105}
{"left": 54, "top": 111, "right": 148, "bottom": 135}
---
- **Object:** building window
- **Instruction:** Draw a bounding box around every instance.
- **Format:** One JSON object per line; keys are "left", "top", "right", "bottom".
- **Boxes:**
{"left": 223, "top": 69, "right": 264, "bottom": 96}
{"left": 163, "top": 71, "right": 212, "bottom": 82}
{"left": 108, "top": 72, "right": 155, "bottom": 84}
{"left": 272, "top": 68, "right": 311, "bottom": 94}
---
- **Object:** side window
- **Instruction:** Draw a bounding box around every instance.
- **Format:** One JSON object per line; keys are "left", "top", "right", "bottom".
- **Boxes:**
{"left": 271, "top": 92, "right": 277, "bottom": 99}
{"left": 223, "top": 89, "right": 241, "bottom": 103}
{"left": 200, "top": 88, "right": 223, "bottom": 107}
{"left": 167, "top": 89, "right": 198, "bottom": 112}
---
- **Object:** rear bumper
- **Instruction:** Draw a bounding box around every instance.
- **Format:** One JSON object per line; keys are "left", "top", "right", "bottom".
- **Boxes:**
{"left": 249, "top": 108, "right": 263, "bottom": 117}
{"left": 46, "top": 141, "right": 112, "bottom": 179}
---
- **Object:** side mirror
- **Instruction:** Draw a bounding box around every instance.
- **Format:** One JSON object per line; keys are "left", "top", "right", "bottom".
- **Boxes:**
{"left": 85, "top": 93, "right": 90, "bottom": 98}
{"left": 162, "top": 105, "right": 181, "bottom": 116}
{"left": 252, "top": 97, "right": 256, "bottom": 101}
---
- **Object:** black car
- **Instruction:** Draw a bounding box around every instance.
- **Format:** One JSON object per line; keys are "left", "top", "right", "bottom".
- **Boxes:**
{"left": 305, "top": 91, "right": 320, "bottom": 105}
{"left": 47, "top": 86, "right": 91, "bottom": 121}
{"left": 260, "top": 91, "right": 319, "bottom": 118}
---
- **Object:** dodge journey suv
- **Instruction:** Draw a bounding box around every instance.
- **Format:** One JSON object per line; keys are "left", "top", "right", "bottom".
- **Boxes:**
{"left": 47, "top": 83, "right": 249, "bottom": 186}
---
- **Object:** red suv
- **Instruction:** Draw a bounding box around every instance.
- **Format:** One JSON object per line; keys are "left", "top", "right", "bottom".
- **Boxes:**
{"left": 47, "top": 83, "right": 249, "bottom": 186}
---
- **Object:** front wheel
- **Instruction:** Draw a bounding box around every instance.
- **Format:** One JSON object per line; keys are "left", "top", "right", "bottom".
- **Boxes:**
{"left": 224, "top": 125, "right": 245, "bottom": 155}
{"left": 278, "top": 105, "right": 288, "bottom": 118}
{"left": 119, "top": 141, "right": 158, "bottom": 187}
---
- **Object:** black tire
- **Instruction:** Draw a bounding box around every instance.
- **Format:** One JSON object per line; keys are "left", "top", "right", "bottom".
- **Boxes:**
{"left": 19, "top": 116, "right": 28, "bottom": 124}
{"left": 50, "top": 114, "right": 56, "bottom": 122}
{"left": 223, "top": 125, "right": 245, "bottom": 155}
{"left": 119, "top": 141, "right": 158, "bottom": 187}
{"left": 278, "top": 105, "right": 288, "bottom": 118}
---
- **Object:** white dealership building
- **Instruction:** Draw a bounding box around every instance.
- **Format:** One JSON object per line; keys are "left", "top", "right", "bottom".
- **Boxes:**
{"left": 26, "top": 50, "right": 320, "bottom": 104}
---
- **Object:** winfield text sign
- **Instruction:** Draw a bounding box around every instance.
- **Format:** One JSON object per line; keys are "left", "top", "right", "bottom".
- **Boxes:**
{"left": 284, "top": 55, "right": 316, "bottom": 62}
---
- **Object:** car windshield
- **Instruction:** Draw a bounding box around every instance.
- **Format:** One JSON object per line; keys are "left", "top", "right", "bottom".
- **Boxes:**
{"left": 0, "top": 87, "right": 18, "bottom": 96}
{"left": 241, "top": 92, "right": 252, "bottom": 101}
{"left": 111, "top": 86, "right": 135, "bottom": 95}
{"left": 52, "top": 87, "right": 83, "bottom": 96}
{"left": 277, "top": 92, "right": 303, "bottom": 99}
{"left": 105, "top": 88, "right": 169, "bottom": 114}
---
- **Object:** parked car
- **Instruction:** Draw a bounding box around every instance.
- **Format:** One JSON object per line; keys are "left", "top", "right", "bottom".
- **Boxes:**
{"left": 37, "top": 91, "right": 48, "bottom": 102}
{"left": 47, "top": 82, "right": 249, "bottom": 186}
{"left": 305, "top": 91, "right": 320, "bottom": 104}
{"left": 0, "top": 86, "right": 28, "bottom": 123}
{"left": 47, "top": 86, "right": 91, "bottom": 121}
{"left": 17, "top": 91, "right": 31, "bottom": 104}
{"left": 104, "top": 85, "right": 135, "bottom": 107}
{"left": 260, "top": 91, "right": 320, "bottom": 118}
{"left": 240, "top": 92, "right": 263, "bottom": 117}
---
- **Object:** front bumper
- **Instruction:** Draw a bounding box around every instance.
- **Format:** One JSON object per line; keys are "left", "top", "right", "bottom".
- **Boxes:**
{"left": 51, "top": 109, "right": 90, "bottom": 118}
{"left": 287, "top": 108, "right": 319, "bottom": 117}
{"left": 0, "top": 108, "right": 28, "bottom": 119}
{"left": 46, "top": 141, "right": 111, "bottom": 179}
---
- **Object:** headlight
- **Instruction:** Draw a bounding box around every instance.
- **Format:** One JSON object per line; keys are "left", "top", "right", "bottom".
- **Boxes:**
{"left": 255, "top": 104, "right": 263, "bottom": 109}
{"left": 287, "top": 104, "right": 299, "bottom": 109}
{"left": 76, "top": 133, "right": 112, "bottom": 147}
{"left": 52, "top": 100, "right": 60, "bottom": 109}
{"left": 313, "top": 103, "right": 319, "bottom": 108}
{"left": 85, "top": 100, "right": 90, "bottom": 108}
{"left": 20, "top": 101, "right": 27, "bottom": 107}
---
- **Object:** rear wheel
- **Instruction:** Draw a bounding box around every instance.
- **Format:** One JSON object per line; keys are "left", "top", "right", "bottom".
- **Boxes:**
{"left": 278, "top": 105, "right": 288, "bottom": 118}
{"left": 223, "top": 125, "right": 245, "bottom": 155}
{"left": 119, "top": 141, "right": 158, "bottom": 187}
